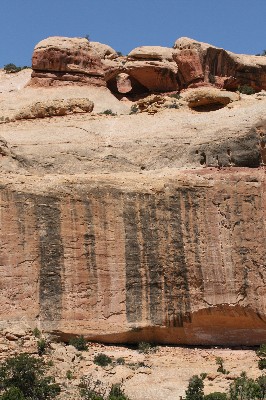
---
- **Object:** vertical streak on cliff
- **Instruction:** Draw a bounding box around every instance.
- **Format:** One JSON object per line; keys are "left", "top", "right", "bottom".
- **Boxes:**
{"left": 123, "top": 193, "right": 142, "bottom": 323}
{"left": 83, "top": 196, "right": 98, "bottom": 309}
{"left": 180, "top": 189, "right": 204, "bottom": 295}
{"left": 200, "top": 192, "right": 224, "bottom": 305}
{"left": 164, "top": 191, "right": 191, "bottom": 327}
{"left": 139, "top": 193, "right": 163, "bottom": 325}
{"left": 36, "top": 196, "right": 63, "bottom": 327}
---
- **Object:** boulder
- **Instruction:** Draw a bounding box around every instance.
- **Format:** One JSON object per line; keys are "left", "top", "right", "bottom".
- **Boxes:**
{"left": 173, "top": 37, "right": 266, "bottom": 91}
{"left": 30, "top": 36, "right": 106, "bottom": 87}
{"left": 125, "top": 46, "right": 179, "bottom": 92}
{"left": 182, "top": 87, "right": 239, "bottom": 110}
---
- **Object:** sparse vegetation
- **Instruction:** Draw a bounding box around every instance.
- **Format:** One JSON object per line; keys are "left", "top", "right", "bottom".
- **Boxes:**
{"left": 3, "top": 64, "right": 28, "bottom": 74}
{"left": 69, "top": 335, "right": 88, "bottom": 351}
{"left": 238, "top": 85, "right": 256, "bottom": 95}
{"left": 0, "top": 353, "right": 60, "bottom": 399}
{"left": 101, "top": 109, "right": 117, "bottom": 116}
{"left": 129, "top": 104, "right": 139, "bottom": 114}
{"left": 79, "top": 376, "right": 129, "bottom": 400}
{"left": 66, "top": 370, "right": 74, "bottom": 380}
{"left": 256, "top": 344, "right": 266, "bottom": 370}
{"left": 32, "top": 327, "right": 41, "bottom": 338}
{"left": 116, "top": 357, "right": 125, "bottom": 365}
{"left": 137, "top": 342, "right": 158, "bottom": 354}
{"left": 185, "top": 375, "right": 204, "bottom": 400}
{"left": 169, "top": 92, "right": 181, "bottom": 99}
{"left": 93, "top": 353, "right": 112, "bottom": 367}
{"left": 204, "top": 393, "right": 227, "bottom": 400}
{"left": 37, "top": 339, "right": 47, "bottom": 356}
{"left": 215, "top": 357, "right": 227, "bottom": 374}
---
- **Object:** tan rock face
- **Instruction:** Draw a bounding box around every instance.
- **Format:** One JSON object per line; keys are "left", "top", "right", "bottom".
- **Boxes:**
{"left": 0, "top": 170, "right": 265, "bottom": 345}
{"left": 30, "top": 36, "right": 106, "bottom": 87}
{"left": 173, "top": 37, "right": 266, "bottom": 90}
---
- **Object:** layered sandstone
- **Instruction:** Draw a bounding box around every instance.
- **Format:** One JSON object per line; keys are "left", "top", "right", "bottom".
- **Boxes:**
{"left": 30, "top": 37, "right": 106, "bottom": 87}
{"left": 173, "top": 37, "right": 266, "bottom": 90}
{"left": 0, "top": 37, "right": 265, "bottom": 346}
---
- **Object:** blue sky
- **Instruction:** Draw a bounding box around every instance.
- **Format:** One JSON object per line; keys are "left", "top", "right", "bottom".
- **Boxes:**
{"left": 0, "top": 0, "right": 266, "bottom": 67}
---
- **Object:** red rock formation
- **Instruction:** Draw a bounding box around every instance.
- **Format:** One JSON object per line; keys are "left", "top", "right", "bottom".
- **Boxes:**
{"left": 30, "top": 37, "right": 106, "bottom": 87}
{"left": 0, "top": 170, "right": 265, "bottom": 345}
{"left": 173, "top": 37, "right": 266, "bottom": 90}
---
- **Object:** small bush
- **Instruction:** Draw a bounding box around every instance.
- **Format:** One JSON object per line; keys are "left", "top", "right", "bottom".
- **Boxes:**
{"left": 0, "top": 386, "right": 25, "bottom": 400}
{"left": 69, "top": 336, "right": 88, "bottom": 351}
{"left": 79, "top": 376, "right": 106, "bottom": 400}
{"left": 117, "top": 51, "right": 123, "bottom": 57}
{"left": 93, "top": 353, "right": 112, "bottom": 367}
{"left": 37, "top": 339, "right": 47, "bottom": 356}
{"left": 166, "top": 103, "right": 179, "bottom": 109}
{"left": 0, "top": 353, "right": 60, "bottom": 399}
{"left": 256, "top": 343, "right": 266, "bottom": 358}
{"left": 129, "top": 105, "right": 139, "bottom": 114}
{"left": 238, "top": 85, "right": 256, "bottom": 95}
{"left": 32, "top": 327, "right": 41, "bottom": 338}
{"left": 185, "top": 375, "right": 204, "bottom": 400}
{"left": 101, "top": 109, "right": 117, "bottom": 116}
{"left": 116, "top": 358, "right": 125, "bottom": 365}
{"left": 169, "top": 93, "right": 181, "bottom": 99}
{"left": 215, "top": 357, "right": 227, "bottom": 374}
{"left": 66, "top": 370, "right": 73, "bottom": 380}
{"left": 204, "top": 392, "right": 226, "bottom": 400}
{"left": 200, "top": 372, "right": 207, "bottom": 380}
{"left": 3, "top": 64, "right": 28, "bottom": 74}
{"left": 109, "top": 383, "right": 129, "bottom": 400}
{"left": 258, "top": 358, "right": 266, "bottom": 370}
{"left": 138, "top": 342, "right": 158, "bottom": 354}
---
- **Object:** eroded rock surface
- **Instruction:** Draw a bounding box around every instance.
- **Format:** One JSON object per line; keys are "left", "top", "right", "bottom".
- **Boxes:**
{"left": 30, "top": 37, "right": 106, "bottom": 87}
{"left": 0, "top": 38, "right": 265, "bottom": 346}
{"left": 173, "top": 37, "right": 266, "bottom": 90}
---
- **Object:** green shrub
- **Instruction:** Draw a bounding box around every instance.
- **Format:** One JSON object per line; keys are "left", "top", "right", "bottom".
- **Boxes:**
{"left": 229, "top": 371, "right": 261, "bottom": 400}
{"left": 101, "top": 109, "right": 117, "bottom": 116}
{"left": 79, "top": 376, "right": 105, "bottom": 400}
{"left": 238, "top": 85, "right": 256, "bottom": 95}
{"left": 69, "top": 336, "right": 88, "bottom": 351}
{"left": 116, "top": 358, "right": 125, "bottom": 365}
{"left": 66, "top": 370, "right": 73, "bottom": 380}
{"left": 258, "top": 358, "right": 266, "bottom": 370}
{"left": 37, "top": 339, "right": 47, "bottom": 356}
{"left": 166, "top": 103, "right": 179, "bottom": 109}
{"left": 256, "top": 344, "right": 266, "bottom": 358}
{"left": 32, "top": 327, "right": 41, "bottom": 338}
{"left": 138, "top": 342, "right": 158, "bottom": 354}
{"left": 0, "top": 353, "right": 60, "bottom": 399}
{"left": 3, "top": 64, "right": 28, "bottom": 74}
{"left": 215, "top": 357, "right": 227, "bottom": 374}
{"left": 129, "top": 104, "right": 139, "bottom": 114}
{"left": 93, "top": 353, "right": 112, "bottom": 367}
{"left": 169, "top": 93, "right": 181, "bottom": 99}
{"left": 0, "top": 387, "right": 25, "bottom": 400}
{"left": 185, "top": 375, "right": 204, "bottom": 400}
{"left": 109, "top": 383, "right": 129, "bottom": 400}
{"left": 204, "top": 393, "right": 226, "bottom": 400}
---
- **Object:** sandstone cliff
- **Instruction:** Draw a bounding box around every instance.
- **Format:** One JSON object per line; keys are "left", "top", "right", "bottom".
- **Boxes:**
{"left": 0, "top": 36, "right": 265, "bottom": 345}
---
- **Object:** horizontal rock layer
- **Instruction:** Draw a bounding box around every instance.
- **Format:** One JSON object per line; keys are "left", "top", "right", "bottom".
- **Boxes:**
{"left": 0, "top": 170, "right": 265, "bottom": 345}
{"left": 29, "top": 36, "right": 266, "bottom": 94}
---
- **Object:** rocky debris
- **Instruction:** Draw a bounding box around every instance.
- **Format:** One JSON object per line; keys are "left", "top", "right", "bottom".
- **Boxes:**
{"left": 90, "top": 42, "right": 118, "bottom": 60}
{"left": 173, "top": 37, "right": 266, "bottom": 91}
{"left": 14, "top": 98, "right": 94, "bottom": 120}
{"left": 30, "top": 36, "right": 106, "bottom": 87}
{"left": 135, "top": 94, "right": 180, "bottom": 114}
{"left": 181, "top": 87, "right": 240, "bottom": 110}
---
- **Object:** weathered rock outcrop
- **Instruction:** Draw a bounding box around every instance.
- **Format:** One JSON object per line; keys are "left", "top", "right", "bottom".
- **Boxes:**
{"left": 173, "top": 37, "right": 266, "bottom": 90}
{"left": 0, "top": 38, "right": 266, "bottom": 346}
{"left": 105, "top": 46, "right": 179, "bottom": 95}
{"left": 30, "top": 37, "right": 106, "bottom": 87}
{"left": 0, "top": 169, "right": 265, "bottom": 345}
